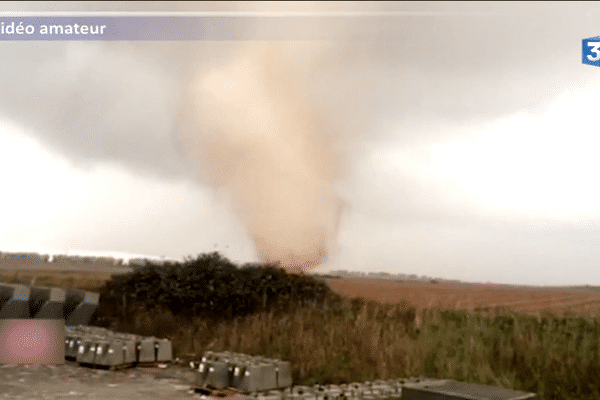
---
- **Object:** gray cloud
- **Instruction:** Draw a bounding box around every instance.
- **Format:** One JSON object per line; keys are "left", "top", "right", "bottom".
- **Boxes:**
{"left": 2, "top": 2, "right": 600, "bottom": 281}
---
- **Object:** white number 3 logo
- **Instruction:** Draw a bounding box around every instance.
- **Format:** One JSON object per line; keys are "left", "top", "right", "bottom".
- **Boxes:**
{"left": 587, "top": 42, "right": 600, "bottom": 61}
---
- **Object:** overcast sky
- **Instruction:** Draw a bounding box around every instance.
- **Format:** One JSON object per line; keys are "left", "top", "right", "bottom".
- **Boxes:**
{"left": 1, "top": 2, "right": 600, "bottom": 285}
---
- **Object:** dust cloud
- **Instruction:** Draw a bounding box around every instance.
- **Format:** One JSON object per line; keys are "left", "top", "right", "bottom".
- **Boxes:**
{"left": 185, "top": 42, "right": 347, "bottom": 273}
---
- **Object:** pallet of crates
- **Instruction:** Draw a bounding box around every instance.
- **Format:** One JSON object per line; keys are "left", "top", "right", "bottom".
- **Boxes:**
{"left": 64, "top": 325, "right": 110, "bottom": 363}
{"left": 84, "top": 331, "right": 139, "bottom": 370}
{"left": 192, "top": 351, "right": 293, "bottom": 395}
{"left": 93, "top": 335, "right": 138, "bottom": 371}
{"left": 75, "top": 333, "right": 109, "bottom": 367}
{"left": 195, "top": 352, "right": 239, "bottom": 391}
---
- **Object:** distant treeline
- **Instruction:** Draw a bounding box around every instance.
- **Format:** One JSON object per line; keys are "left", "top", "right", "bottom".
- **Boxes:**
{"left": 327, "top": 269, "right": 463, "bottom": 284}
{"left": 0, "top": 251, "right": 125, "bottom": 266}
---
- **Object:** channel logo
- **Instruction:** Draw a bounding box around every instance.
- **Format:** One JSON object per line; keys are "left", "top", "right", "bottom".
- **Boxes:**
{"left": 583, "top": 36, "right": 600, "bottom": 67}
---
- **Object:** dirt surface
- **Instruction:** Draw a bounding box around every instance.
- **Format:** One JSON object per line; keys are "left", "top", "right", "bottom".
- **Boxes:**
{"left": 325, "top": 277, "right": 600, "bottom": 317}
{"left": 0, "top": 361, "right": 203, "bottom": 400}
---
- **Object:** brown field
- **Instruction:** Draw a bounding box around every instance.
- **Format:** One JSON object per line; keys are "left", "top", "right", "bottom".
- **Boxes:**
{"left": 0, "top": 268, "right": 118, "bottom": 291}
{"left": 324, "top": 277, "right": 600, "bottom": 317}
{"left": 4, "top": 267, "right": 600, "bottom": 318}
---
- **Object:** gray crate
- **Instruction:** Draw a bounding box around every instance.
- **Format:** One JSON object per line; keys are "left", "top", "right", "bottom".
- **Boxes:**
{"left": 121, "top": 337, "right": 138, "bottom": 365}
{"left": 236, "top": 362, "right": 279, "bottom": 392}
{"left": 137, "top": 338, "right": 157, "bottom": 363}
{"left": 136, "top": 337, "right": 173, "bottom": 363}
{"left": 76, "top": 336, "right": 102, "bottom": 364}
{"left": 401, "top": 379, "right": 537, "bottom": 400}
{"left": 195, "top": 361, "right": 211, "bottom": 387}
{"left": 94, "top": 338, "right": 136, "bottom": 368}
{"left": 63, "top": 290, "right": 100, "bottom": 326}
{"left": 232, "top": 363, "right": 253, "bottom": 392}
{"left": 90, "top": 339, "right": 113, "bottom": 366}
{"left": 207, "top": 359, "right": 235, "bottom": 389}
{"left": 0, "top": 283, "right": 30, "bottom": 319}
{"left": 155, "top": 338, "right": 172, "bottom": 362}
{"left": 65, "top": 335, "right": 84, "bottom": 360}
{"left": 28, "top": 286, "right": 66, "bottom": 319}
{"left": 275, "top": 360, "right": 292, "bottom": 389}
{"left": 259, "top": 363, "right": 279, "bottom": 391}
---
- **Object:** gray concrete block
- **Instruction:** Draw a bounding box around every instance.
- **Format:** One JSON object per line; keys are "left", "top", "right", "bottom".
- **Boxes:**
{"left": 401, "top": 379, "right": 537, "bottom": 400}
{"left": 0, "top": 284, "right": 30, "bottom": 319}
{"left": 28, "top": 286, "right": 66, "bottom": 319}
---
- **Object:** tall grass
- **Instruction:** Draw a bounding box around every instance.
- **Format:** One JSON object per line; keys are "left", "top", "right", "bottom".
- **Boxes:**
{"left": 90, "top": 294, "right": 600, "bottom": 399}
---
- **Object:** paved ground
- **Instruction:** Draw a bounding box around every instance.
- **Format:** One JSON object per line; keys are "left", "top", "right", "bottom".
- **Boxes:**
{"left": 0, "top": 361, "right": 203, "bottom": 400}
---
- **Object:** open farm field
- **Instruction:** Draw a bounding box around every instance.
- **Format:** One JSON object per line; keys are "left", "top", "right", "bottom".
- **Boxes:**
{"left": 0, "top": 268, "right": 121, "bottom": 291}
{"left": 324, "top": 277, "right": 600, "bottom": 317}
{"left": 5, "top": 267, "right": 600, "bottom": 317}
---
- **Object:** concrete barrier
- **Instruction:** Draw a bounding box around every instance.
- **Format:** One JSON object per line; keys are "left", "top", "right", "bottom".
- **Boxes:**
{"left": 0, "top": 284, "right": 30, "bottom": 319}
{"left": 63, "top": 290, "right": 100, "bottom": 326}
{"left": 28, "top": 286, "right": 66, "bottom": 319}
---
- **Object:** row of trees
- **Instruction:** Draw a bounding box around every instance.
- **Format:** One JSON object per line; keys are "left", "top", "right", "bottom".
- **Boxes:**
{"left": 95, "top": 252, "right": 345, "bottom": 322}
